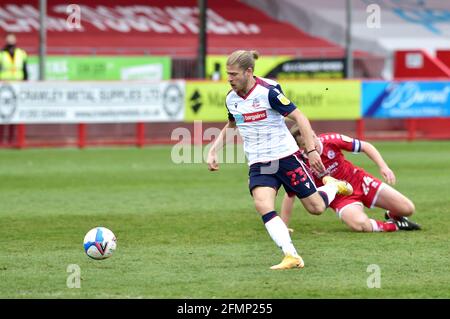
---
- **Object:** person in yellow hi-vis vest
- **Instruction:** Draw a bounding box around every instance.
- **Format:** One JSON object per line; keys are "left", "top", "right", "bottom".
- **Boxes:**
{"left": 0, "top": 33, "right": 28, "bottom": 144}
{"left": 0, "top": 33, "right": 28, "bottom": 81}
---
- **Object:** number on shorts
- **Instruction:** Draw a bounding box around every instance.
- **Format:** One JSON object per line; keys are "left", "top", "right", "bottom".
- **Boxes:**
{"left": 362, "top": 175, "right": 379, "bottom": 195}
{"left": 286, "top": 168, "right": 307, "bottom": 186}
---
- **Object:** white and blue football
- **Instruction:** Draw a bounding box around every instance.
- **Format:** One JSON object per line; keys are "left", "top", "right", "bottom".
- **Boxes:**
{"left": 83, "top": 227, "right": 117, "bottom": 260}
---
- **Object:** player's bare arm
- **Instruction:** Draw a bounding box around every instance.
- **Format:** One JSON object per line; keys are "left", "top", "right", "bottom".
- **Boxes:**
{"left": 361, "top": 141, "right": 396, "bottom": 185}
{"left": 207, "top": 120, "right": 237, "bottom": 171}
{"left": 286, "top": 109, "right": 325, "bottom": 174}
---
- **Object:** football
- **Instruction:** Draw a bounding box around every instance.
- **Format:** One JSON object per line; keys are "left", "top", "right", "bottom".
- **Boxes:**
{"left": 83, "top": 227, "right": 117, "bottom": 260}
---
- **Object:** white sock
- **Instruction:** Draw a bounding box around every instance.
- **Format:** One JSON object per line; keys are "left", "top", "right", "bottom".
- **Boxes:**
{"left": 317, "top": 183, "right": 338, "bottom": 204}
{"left": 264, "top": 215, "right": 299, "bottom": 257}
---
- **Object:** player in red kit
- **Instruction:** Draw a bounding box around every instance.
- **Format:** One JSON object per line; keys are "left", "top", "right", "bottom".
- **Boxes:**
{"left": 281, "top": 124, "right": 421, "bottom": 232}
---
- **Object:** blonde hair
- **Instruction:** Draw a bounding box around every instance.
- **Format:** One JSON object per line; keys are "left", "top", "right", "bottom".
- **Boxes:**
{"left": 226, "top": 50, "right": 259, "bottom": 72}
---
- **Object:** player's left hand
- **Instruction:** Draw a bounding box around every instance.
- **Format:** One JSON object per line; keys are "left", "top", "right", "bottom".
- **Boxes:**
{"left": 380, "top": 166, "right": 396, "bottom": 185}
{"left": 207, "top": 151, "right": 219, "bottom": 171}
{"left": 308, "top": 151, "right": 325, "bottom": 175}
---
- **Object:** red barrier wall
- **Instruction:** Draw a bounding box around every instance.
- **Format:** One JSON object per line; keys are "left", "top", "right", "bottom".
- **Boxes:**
{"left": 2, "top": 118, "right": 450, "bottom": 149}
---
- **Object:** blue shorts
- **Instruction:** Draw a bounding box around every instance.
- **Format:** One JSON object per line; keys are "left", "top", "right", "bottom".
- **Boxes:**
{"left": 248, "top": 152, "right": 317, "bottom": 199}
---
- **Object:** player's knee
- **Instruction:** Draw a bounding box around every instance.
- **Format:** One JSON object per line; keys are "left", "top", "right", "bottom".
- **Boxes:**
{"left": 389, "top": 197, "right": 415, "bottom": 217}
{"left": 348, "top": 224, "right": 363, "bottom": 232}
{"left": 348, "top": 218, "right": 371, "bottom": 232}
{"left": 401, "top": 198, "right": 415, "bottom": 216}
{"left": 305, "top": 202, "right": 326, "bottom": 215}
{"left": 253, "top": 198, "right": 272, "bottom": 215}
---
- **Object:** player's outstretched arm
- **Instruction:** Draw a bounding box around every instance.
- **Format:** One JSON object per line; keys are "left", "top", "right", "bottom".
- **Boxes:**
{"left": 286, "top": 109, "right": 325, "bottom": 175}
{"left": 361, "top": 141, "right": 396, "bottom": 185}
{"left": 207, "top": 120, "right": 237, "bottom": 171}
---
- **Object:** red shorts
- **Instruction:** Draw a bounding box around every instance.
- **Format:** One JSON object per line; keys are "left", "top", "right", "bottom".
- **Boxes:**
{"left": 330, "top": 169, "right": 384, "bottom": 214}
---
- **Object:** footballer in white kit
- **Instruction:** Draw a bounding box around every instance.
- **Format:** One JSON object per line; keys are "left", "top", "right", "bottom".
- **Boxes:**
{"left": 226, "top": 76, "right": 316, "bottom": 199}
{"left": 207, "top": 50, "right": 351, "bottom": 270}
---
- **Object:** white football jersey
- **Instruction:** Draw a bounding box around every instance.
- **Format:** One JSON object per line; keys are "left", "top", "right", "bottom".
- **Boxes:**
{"left": 226, "top": 77, "right": 299, "bottom": 165}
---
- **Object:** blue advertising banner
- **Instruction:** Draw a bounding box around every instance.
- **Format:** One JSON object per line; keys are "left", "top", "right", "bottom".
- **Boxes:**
{"left": 362, "top": 81, "right": 450, "bottom": 118}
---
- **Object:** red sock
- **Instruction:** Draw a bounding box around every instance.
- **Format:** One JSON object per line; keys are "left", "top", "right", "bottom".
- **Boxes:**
{"left": 386, "top": 211, "right": 402, "bottom": 221}
{"left": 370, "top": 219, "right": 398, "bottom": 232}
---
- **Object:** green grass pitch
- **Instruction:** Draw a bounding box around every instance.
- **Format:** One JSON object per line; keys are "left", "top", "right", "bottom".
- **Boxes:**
{"left": 0, "top": 141, "right": 449, "bottom": 298}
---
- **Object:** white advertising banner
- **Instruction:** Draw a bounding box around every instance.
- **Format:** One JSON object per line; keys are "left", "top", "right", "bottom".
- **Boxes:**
{"left": 0, "top": 81, "right": 185, "bottom": 124}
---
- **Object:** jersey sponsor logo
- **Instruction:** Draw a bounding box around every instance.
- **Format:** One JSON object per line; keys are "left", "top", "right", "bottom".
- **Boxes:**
{"left": 276, "top": 93, "right": 291, "bottom": 105}
{"left": 315, "top": 161, "right": 339, "bottom": 178}
{"left": 243, "top": 110, "right": 267, "bottom": 122}
{"left": 327, "top": 150, "right": 335, "bottom": 159}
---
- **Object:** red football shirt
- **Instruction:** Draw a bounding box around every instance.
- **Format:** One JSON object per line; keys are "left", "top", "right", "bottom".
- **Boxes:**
{"left": 303, "top": 132, "right": 363, "bottom": 186}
